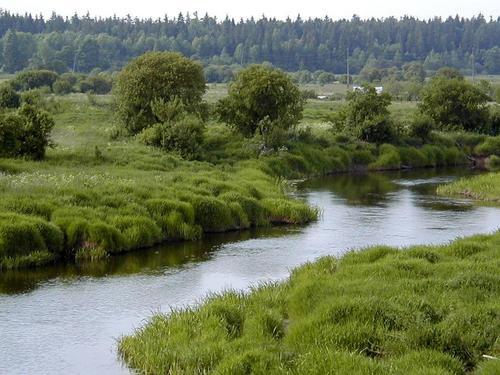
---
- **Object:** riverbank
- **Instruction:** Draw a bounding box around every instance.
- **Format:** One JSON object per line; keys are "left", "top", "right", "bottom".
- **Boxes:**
{"left": 1, "top": 96, "right": 499, "bottom": 269}
{"left": 119, "top": 231, "right": 500, "bottom": 374}
{"left": 437, "top": 172, "right": 500, "bottom": 203}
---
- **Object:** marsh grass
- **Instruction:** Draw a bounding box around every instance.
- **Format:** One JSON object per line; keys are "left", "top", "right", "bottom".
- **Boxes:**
{"left": 118, "top": 232, "right": 500, "bottom": 374}
{"left": 0, "top": 95, "right": 496, "bottom": 268}
{"left": 437, "top": 172, "right": 500, "bottom": 203}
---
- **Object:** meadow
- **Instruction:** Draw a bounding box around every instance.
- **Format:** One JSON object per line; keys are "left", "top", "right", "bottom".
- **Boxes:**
{"left": 0, "top": 87, "right": 498, "bottom": 269}
{"left": 118, "top": 231, "right": 500, "bottom": 374}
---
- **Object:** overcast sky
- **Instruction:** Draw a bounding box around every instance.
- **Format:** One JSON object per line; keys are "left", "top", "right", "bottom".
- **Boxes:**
{"left": 1, "top": 0, "right": 499, "bottom": 21}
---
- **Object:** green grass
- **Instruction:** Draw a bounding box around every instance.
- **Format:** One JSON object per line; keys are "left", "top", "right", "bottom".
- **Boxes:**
{"left": 0, "top": 93, "right": 497, "bottom": 269}
{"left": 0, "top": 96, "right": 318, "bottom": 269}
{"left": 437, "top": 172, "right": 500, "bottom": 203}
{"left": 118, "top": 231, "right": 500, "bottom": 374}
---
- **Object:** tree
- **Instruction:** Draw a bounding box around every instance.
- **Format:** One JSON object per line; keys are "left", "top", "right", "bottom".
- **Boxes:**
{"left": 336, "top": 86, "right": 395, "bottom": 143}
{"left": 419, "top": 77, "right": 490, "bottom": 132}
{"left": 114, "top": 52, "right": 206, "bottom": 134}
{"left": 216, "top": 65, "right": 303, "bottom": 146}
{"left": 402, "top": 62, "right": 426, "bottom": 83}
{"left": 76, "top": 38, "right": 100, "bottom": 72}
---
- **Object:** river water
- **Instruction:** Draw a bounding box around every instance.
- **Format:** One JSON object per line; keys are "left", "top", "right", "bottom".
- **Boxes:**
{"left": 1, "top": 169, "right": 499, "bottom": 374}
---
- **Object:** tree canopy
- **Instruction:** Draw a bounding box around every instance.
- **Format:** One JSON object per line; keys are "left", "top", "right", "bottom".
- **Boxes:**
{"left": 419, "top": 77, "right": 490, "bottom": 132}
{"left": 114, "top": 52, "right": 206, "bottom": 134}
{"left": 217, "top": 65, "right": 303, "bottom": 143}
{"left": 0, "top": 11, "right": 499, "bottom": 75}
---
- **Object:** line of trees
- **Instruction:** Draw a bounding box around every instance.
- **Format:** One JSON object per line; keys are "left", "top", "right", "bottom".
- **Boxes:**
{"left": 0, "top": 11, "right": 499, "bottom": 75}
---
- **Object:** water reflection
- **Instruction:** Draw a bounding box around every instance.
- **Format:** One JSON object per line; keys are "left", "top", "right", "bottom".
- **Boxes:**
{"left": 0, "top": 227, "right": 292, "bottom": 294}
{"left": 0, "top": 168, "right": 499, "bottom": 375}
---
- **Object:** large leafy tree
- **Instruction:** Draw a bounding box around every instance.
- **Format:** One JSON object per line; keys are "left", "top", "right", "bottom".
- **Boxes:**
{"left": 419, "top": 77, "right": 490, "bottom": 132}
{"left": 114, "top": 52, "right": 206, "bottom": 134}
{"left": 216, "top": 65, "right": 303, "bottom": 143}
{"left": 342, "top": 87, "right": 395, "bottom": 143}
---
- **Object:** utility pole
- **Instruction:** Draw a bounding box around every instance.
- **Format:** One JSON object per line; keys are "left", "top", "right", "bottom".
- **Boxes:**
{"left": 471, "top": 51, "right": 475, "bottom": 83}
{"left": 346, "top": 46, "right": 350, "bottom": 90}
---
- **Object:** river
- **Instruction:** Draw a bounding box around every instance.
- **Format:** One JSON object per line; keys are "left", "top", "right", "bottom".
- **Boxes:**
{"left": 1, "top": 168, "right": 499, "bottom": 374}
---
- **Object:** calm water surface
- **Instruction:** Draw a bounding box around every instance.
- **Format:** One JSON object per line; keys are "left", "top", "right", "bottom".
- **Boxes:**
{"left": 1, "top": 169, "right": 499, "bottom": 374}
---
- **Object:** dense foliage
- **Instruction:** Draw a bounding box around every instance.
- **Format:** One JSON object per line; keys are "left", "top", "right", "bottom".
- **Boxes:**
{"left": 119, "top": 231, "right": 500, "bottom": 374}
{"left": 333, "top": 87, "right": 396, "bottom": 144}
{"left": 217, "top": 65, "right": 303, "bottom": 147}
{"left": 419, "top": 76, "right": 491, "bottom": 133}
{"left": 114, "top": 52, "right": 206, "bottom": 134}
{"left": 0, "top": 11, "right": 499, "bottom": 75}
{"left": 0, "top": 104, "right": 54, "bottom": 159}
{"left": 140, "top": 98, "right": 205, "bottom": 159}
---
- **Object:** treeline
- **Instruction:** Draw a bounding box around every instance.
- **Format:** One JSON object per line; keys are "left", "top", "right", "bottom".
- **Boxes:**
{"left": 0, "top": 11, "right": 499, "bottom": 75}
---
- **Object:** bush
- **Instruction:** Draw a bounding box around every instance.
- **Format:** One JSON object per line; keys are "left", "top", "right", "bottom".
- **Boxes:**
{"left": 0, "top": 84, "right": 20, "bottom": 108}
{"left": 0, "top": 112, "right": 23, "bottom": 157}
{"left": 139, "top": 97, "right": 206, "bottom": 159}
{"left": 114, "top": 52, "right": 206, "bottom": 134}
{"left": 17, "top": 104, "right": 55, "bottom": 160}
{"left": 474, "top": 137, "right": 500, "bottom": 156}
{"left": 11, "top": 70, "right": 59, "bottom": 91}
{"left": 80, "top": 75, "right": 113, "bottom": 94}
{"left": 408, "top": 115, "right": 434, "bottom": 142}
{"left": 369, "top": 144, "right": 401, "bottom": 170}
{"left": 53, "top": 78, "right": 74, "bottom": 95}
{"left": 419, "top": 77, "right": 490, "bottom": 132}
{"left": 358, "top": 115, "right": 396, "bottom": 144}
{"left": 216, "top": 65, "right": 303, "bottom": 147}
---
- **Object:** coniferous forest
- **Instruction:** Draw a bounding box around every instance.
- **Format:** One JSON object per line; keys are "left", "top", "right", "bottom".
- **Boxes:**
{"left": 0, "top": 11, "right": 499, "bottom": 77}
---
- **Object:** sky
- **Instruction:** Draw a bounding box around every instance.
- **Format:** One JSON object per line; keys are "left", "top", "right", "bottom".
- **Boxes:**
{"left": 1, "top": 0, "right": 499, "bottom": 21}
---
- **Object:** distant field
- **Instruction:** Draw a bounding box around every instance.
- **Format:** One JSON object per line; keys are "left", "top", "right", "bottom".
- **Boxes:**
{"left": 0, "top": 73, "right": 14, "bottom": 84}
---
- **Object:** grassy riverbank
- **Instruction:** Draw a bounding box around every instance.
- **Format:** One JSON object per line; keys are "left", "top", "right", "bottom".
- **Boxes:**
{"left": 0, "top": 94, "right": 498, "bottom": 269}
{"left": 437, "top": 172, "right": 500, "bottom": 203}
{"left": 119, "top": 231, "right": 500, "bottom": 374}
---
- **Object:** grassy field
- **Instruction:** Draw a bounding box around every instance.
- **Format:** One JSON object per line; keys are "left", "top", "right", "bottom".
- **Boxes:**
{"left": 0, "top": 95, "right": 319, "bottom": 269}
{"left": 119, "top": 231, "right": 500, "bottom": 374}
{"left": 1, "top": 91, "right": 498, "bottom": 269}
{"left": 437, "top": 172, "right": 500, "bottom": 203}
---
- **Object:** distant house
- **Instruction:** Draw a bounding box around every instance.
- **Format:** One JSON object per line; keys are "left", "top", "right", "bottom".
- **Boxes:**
{"left": 352, "top": 86, "right": 384, "bottom": 94}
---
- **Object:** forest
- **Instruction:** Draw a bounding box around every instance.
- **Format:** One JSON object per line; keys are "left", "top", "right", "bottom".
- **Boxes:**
{"left": 0, "top": 11, "right": 499, "bottom": 78}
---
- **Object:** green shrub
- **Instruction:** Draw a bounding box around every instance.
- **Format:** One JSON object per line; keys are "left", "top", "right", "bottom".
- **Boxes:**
{"left": 216, "top": 65, "right": 303, "bottom": 146}
{"left": 17, "top": 104, "right": 55, "bottom": 160}
{"left": 398, "top": 147, "right": 429, "bottom": 168}
{"left": 140, "top": 114, "right": 205, "bottom": 159}
{"left": 80, "top": 75, "right": 112, "bottom": 94}
{"left": 474, "top": 137, "right": 500, "bottom": 156}
{"left": 369, "top": 144, "right": 401, "bottom": 170}
{"left": 408, "top": 114, "right": 434, "bottom": 142}
{"left": 53, "top": 78, "right": 74, "bottom": 95}
{"left": 486, "top": 155, "right": 500, "bottom": 171}
{"left": 11, "top": 70, "right": 59, "bottom": 91}
{"left": 0, "top": 84, "right": 20, "bottom": 108}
